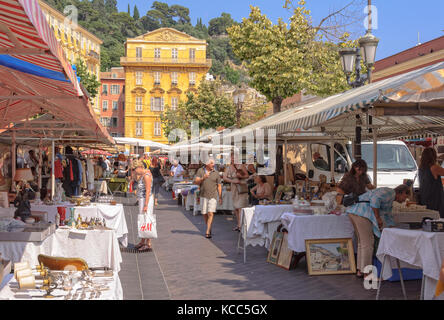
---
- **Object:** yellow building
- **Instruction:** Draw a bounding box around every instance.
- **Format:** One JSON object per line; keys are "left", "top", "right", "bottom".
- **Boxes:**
{"left": 39, "top": 1, "right": 103, "bottom": 115}
{"left": 120, "top": 28, "right": 211, "bottom": 144}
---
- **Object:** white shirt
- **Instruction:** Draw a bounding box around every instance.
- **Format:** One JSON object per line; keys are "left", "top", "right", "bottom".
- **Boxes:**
{"left": 104, "top": 159, "right": 111, "bottom": 171}
{"left": 171, "top": 164, "right": 184, "bottom": 181}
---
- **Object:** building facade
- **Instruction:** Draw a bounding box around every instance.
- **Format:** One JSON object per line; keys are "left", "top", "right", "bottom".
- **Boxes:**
{"left": 372, "top": 35, "right": 444, "bottom": 82}
{"left": 120, "top": 28, "right": 211, "bottom": 144}
{"left": 100, "top": 67, "right": 125, "bottom": 137}
{"left": 39, "top": 0, "right": 103, "bottom": 114}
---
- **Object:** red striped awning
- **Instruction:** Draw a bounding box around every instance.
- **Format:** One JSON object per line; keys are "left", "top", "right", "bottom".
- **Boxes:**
{"left": 0, "top": 0, "right": 82, "bottom": 95}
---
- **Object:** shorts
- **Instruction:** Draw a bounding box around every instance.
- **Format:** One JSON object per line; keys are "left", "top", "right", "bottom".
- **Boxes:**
{"left": 201, "top": 197, "right": 217, "bottom": 215}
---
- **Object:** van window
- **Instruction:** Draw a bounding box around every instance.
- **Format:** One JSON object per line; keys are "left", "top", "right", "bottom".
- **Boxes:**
{"left": 311, "top": 144, "right": 330, "bottom": 171}
{"left": 334, "top": 143, "right": 349, "bottom": 173}
{"left": 361, "top": 144, "right": 417, "bottom": 171}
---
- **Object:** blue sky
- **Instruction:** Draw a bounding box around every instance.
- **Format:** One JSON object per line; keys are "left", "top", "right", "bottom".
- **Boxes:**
{"left": 117, "top": 0, "right": 444, "bottom": 60}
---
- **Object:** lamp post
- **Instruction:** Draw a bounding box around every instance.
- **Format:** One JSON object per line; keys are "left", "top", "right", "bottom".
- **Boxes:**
{"left": 233, "top": 87, "right": 246, "bottom": 128}
{"left": 338, "top": 11, "right": 379, "bottom": 159}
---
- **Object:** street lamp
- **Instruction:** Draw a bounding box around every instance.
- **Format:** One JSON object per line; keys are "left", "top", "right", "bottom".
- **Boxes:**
{"left": 233, "top": 87, "right": 246, "bottom": 128}
{"left": 338, "top": 26, "right": 379, "bottom": 159}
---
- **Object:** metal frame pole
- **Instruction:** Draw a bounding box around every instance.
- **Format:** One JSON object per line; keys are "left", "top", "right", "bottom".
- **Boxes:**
{"left": 373, "top": 128, "right": 377, "bottom": 187}
{"left": 51, "top": 140, "right": 55, "bottom": 200}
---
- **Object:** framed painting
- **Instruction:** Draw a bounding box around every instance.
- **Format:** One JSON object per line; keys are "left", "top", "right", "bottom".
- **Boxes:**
{"left": 267, "top": 231, "right": 284, "bottom": 265}
{"left": 305, "top": 238, "right": 356, "bottom": 275}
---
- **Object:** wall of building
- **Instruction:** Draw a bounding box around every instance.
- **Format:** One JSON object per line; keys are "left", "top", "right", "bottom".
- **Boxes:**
{"left": 39, "top": 0, "right": 102, "bottom": 115}
{"left": 121, "top": 28, "right": 211, "bottom": 144}
{"left": 100, "top": 68, "right": 125, "bottom": 137}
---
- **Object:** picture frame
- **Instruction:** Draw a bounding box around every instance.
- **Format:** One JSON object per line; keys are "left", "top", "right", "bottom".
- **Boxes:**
{"left": 267, "top": 231, "right": 284, "bottom": 265}
{"left": 276, "top": 232, "right": 296, "bottom": 270}
{"left": 305, "top": 238, "right": 356, "bottom": 275}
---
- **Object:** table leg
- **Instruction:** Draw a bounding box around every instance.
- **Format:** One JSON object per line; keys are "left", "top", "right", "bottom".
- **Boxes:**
{"left": 376, "top": 255, "right": 387, "bottom": 300}
{"left": 420, "top": 274, "right": 425, "bottom": 300}
{"left": 396, "top": 258, "right": 407, "bottom": 300}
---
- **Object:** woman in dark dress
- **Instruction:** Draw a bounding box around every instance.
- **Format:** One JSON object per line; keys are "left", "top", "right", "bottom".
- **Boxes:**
{"left": 149, "top": 157, "right": 164, "bottom": 206}
{"left": 418, "top": 148, "right": 444, "bottom": 217}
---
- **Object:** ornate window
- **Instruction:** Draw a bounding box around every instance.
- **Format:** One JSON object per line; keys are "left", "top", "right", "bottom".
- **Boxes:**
{"left": 135, "top": 71, "right": 143, "bottom": 85}
{"left": 154, "top": 122, "right": 161, "bottom": 136}
{"left": 135, "top": 96, "right": 143, "bottom": 111}
{"left": 135, "top": 122, "right": 143, "bottom": 136}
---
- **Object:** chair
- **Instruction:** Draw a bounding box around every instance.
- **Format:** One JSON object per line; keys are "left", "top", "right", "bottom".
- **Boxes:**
{"left": 37, "top": 254, "right": 89, "bottom": 271}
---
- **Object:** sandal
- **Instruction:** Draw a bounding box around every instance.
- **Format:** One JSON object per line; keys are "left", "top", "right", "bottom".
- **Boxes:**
{"left": 205, "top": 233, "right": 212, "bottom": 239}
{"left": 135, "top": 242, "right": 144, "bottom": 249}
{"left": 356, "top": 271, "right": 364, "bottom": 278}
{"left": 138, "top": 245, "right": 152, "bottom": 252}
{"left": 232, "top": 226, "right": 241, "bottom": 232}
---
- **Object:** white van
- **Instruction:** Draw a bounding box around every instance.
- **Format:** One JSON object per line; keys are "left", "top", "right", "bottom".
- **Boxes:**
{"left": 305, "top": 140, "right": 418, "bottom": 188}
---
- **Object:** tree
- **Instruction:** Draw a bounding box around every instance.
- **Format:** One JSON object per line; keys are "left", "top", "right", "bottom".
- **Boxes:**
{"left": 105, "top": 0, "right": 117, "bottom": 14}
{"left": 161, "top": 80, "right": 236, "bottom": 139}
{"left": 227, "top": 1, "right": 356, "bottom": 113}
{"left": 133, "top": 5, "right": 140, "bottom": 20}
{"left": 209, "top": 13, "right": 236, "bottom": 36}
{"left": 127, "top": 3, "right": 130, "bottom": 15}
{"left": 169, "top": 4, "right": 191, "bottom": 24}
{"left": 74, "top": 58, "right": 101, "bottom": 99}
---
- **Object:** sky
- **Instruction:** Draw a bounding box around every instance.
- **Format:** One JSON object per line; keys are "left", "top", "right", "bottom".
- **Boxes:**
{"left": 116, "top": 0, "right": 444, "bottom": 61}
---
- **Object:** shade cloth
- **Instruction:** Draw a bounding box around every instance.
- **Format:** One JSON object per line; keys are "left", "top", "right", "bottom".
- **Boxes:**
{"left": 280, "top": 212, "right": 355, "bottom": 252}
{"left": 0, "top": 228, "right": 122, "bottom": 272}
{"left": 0, "top": 271, "right": 123, "bottom": 300}
{"left": 376, "top": 227, "right": 444, "bottom": 300}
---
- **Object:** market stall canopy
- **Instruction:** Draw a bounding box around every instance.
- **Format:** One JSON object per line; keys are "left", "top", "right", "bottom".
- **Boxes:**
{"left": 261, "top": 61, "right": 444, "bottom": 141}
{"left": 0, "top": 0, "right": 113, "bottom": 145}
{"left": 114, "top": 137, "right": 170, "bottom": 150}
{"left": 81, "top": 149, "right": 112, "bottom": 157}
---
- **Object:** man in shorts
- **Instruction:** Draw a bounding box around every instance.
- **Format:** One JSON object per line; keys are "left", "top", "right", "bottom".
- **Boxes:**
{"left": 194, "top": 158, "right": 222, "bottom": 239}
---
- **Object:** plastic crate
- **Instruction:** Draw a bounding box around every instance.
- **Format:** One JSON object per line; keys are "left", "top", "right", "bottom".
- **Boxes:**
{"left": 373, "top": 257, "right": 422, "bottom": 282}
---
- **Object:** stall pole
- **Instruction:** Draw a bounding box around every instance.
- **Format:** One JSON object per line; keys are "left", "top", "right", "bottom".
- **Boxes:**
{"left": 38, "top": 138, "right": 42, "bottom": 192}
{"left": 51, "top": 140, "right": 55, "bottom": 200}
{"left": 284, "top": 139, "right": 288, "bottom": 185}
{"left": 11, "top": 129, "right": 16, "bottom": 191}
{"left": 373, "top": 129, "right": 378, "bottom": 188}
{"left": 330, "top": 138, "right": 335, "bottom": 183}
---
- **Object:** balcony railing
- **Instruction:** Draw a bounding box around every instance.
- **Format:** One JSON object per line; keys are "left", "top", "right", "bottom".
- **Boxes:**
{"left": 120, "top": 57, "right": 212, "bottom": 67}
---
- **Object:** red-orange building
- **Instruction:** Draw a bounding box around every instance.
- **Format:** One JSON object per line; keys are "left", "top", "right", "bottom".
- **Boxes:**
{"left": 100, "top": 67, "right": 125, "bottom": 137}
{"left": 372, "top": 35, "right": 444, "bottom": 82}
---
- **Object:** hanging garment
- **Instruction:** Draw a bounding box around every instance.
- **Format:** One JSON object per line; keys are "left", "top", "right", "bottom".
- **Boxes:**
{"left": 86, "top": 158, "right": 95, "bottom": 190}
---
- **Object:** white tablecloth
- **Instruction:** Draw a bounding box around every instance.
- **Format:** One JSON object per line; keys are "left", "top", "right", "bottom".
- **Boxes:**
{"left": 72, "top": 204, "right": 128, "bottom": 247}
{"left": 241, "top": 205, "right": 294, "bottom": 249}
{"left": 0, "top": 228, "right": 122, "bottom": 272}
{"left": 280, "top": 212, "right": 355, "bottom": 252}
{"left": 0, "top": 271, "right": 123, "bottom": 300}
{"left": 376, "top": 228, "right": 444, "bottom": 300}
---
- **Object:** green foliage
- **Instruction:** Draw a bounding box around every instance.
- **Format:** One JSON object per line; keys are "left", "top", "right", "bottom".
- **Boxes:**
{"left": 133, "top": 5, "right": 140, "bottom": 20}
{"left": 208, "top": 13, "right": 237, "bottom": 36}
{"left": 74, "top": 58, "right": 101, "bottom": 99}
{"left": 227, "top": 3, "right": 352, "bottom": 112}
{"left": 160, "top": 80, "right": 236, "bottom": 139}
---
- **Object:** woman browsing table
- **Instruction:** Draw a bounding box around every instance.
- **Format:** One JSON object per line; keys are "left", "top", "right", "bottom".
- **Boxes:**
{"left": 346, "top": 184, "right": 410, "bottom": 278}
{"left": 224, "top": 153, "right": 249, "bottom": 232}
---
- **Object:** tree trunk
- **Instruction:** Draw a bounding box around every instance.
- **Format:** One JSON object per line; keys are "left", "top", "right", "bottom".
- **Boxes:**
{"left": 272, "top": 96, "right": 283, "bottom": 114}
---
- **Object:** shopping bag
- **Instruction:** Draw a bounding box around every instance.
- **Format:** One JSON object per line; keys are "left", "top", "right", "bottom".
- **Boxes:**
{"left": 138, "top": 211, "right": 157, "bottom": 239}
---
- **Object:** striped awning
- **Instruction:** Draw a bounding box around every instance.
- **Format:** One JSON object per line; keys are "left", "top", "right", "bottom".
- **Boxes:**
{"left": 0, "top": 0, "right": 113, "bottom": 145}
{"left": 0, "top": 0, "right": 81, "bottom": 95}
{"left": 263, "top": 61, "right": 444, "bottom": 138}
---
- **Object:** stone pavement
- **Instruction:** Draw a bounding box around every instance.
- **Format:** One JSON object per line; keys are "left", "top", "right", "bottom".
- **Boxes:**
{"left": 117, "top": 189, "right": 422, "bottom": 300}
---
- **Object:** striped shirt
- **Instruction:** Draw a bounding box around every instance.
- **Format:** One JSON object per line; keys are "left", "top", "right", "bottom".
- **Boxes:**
{"left": 346, "top": 187, "right": 396, "bottom": 238}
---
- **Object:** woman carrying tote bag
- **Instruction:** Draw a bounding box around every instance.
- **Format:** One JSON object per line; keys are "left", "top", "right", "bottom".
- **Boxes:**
{"left": 132, "top": 160, "right": 157, "bottom": 252}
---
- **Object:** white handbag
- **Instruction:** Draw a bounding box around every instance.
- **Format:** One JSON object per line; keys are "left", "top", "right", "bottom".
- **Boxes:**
{"left": 137, "top": 195, "right": 157, "bottom": 239}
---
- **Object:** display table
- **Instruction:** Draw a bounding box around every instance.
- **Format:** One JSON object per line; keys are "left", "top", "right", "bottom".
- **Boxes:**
{"left": 0, "top": 271, "right": 123, "bottom": 300}
{"left": 72, "top": 204, "right": 128, "bottom": 247}
{"left": 241, "top": 205, "right": 294, "bottom": 249}
{"left": 191, "top": 186, "right": 234, "bottom": 215}
{"left": 0, "top": 228, "right": 122, "bottom": 272}
{"left": 376, "top": 227, "right": 444, "bottom": 300}
{"left": 280, "top": 213, "right": 355, "bottom": 252}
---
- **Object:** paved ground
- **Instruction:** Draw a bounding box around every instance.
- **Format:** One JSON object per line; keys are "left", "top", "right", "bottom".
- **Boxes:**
{"left": 117, "top": 189, "right": 422, "bottom": 300}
